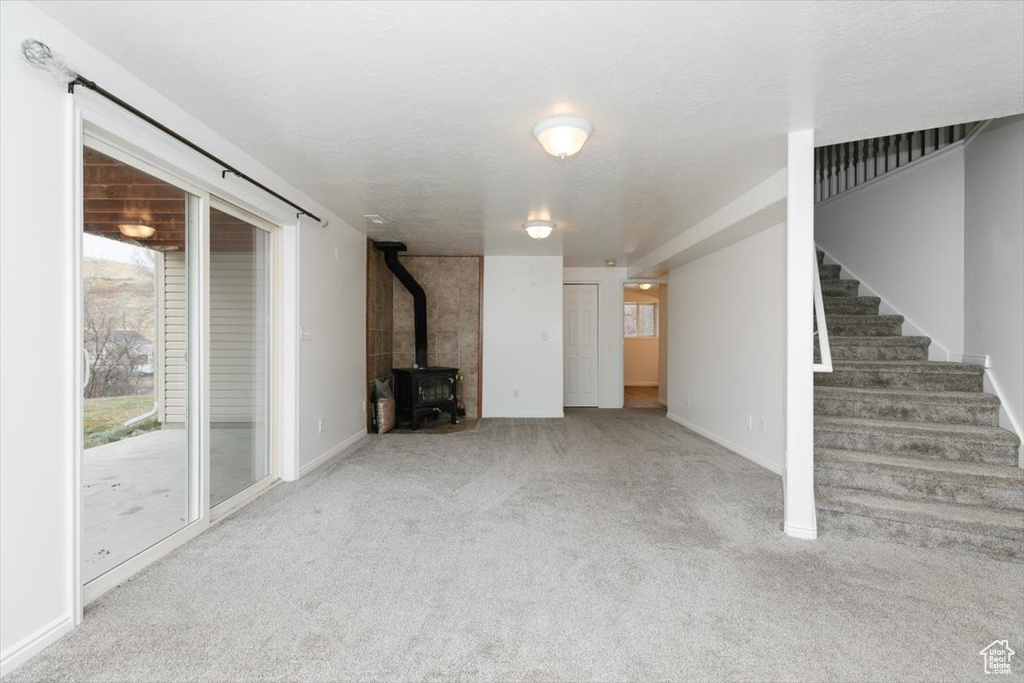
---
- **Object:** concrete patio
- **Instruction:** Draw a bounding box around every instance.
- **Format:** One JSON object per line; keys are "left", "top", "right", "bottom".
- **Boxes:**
{"left": 83, "top": 424, "right": 265, "bottom": 582}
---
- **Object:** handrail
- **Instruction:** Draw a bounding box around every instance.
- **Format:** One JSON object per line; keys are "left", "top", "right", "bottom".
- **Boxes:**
{"left": 815, "top": 122, "right": 981, "bottom": 203}
{"left": 812, "top": 249, "right": 832, "bottom": 374}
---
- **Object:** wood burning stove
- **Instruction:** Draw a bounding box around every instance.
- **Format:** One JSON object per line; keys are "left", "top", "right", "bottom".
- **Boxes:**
{"left": 374, "top": 240, "right": 460, "bottom": 431}
{"left": 391, "top": 367, "right": 458, "bottom": 430}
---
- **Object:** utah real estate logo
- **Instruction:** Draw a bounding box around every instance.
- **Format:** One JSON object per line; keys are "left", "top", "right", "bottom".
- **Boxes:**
{"left": 980, "top": 640, "right": 1015, "bottom": 675}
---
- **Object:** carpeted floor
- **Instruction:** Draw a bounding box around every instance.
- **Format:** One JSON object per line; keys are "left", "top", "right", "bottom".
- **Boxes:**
{"left": 7, "top": 410, "right": 1023, "bottom": 682}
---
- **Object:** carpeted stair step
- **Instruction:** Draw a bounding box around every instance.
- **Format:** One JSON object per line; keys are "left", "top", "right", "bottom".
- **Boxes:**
{"left": 818, "top": 263, "right": 842, "bottom": 280}
{"left": 823, "top": 296, "right": 881, "bottom": 316}
{"left": 816, "top": 448, "right": 1024, "bottom": 511}
{"left": 815, "top": 360, "right": 985, "bottom": 392}
{"left": 814, "top": 386, "right": 1001, "bottom": 426}
{"left": 821, "top": 279, "right": 860, "bottom": 297}
{"left": 827, "top": 315, "right": 904, "bottom": 337}
{"left": 815, "top": 416, "right": 1021, "bottom": 466}
{"left": 823, "top": 336, "right": 930, "bottom": 361}
{"left": 816, "top": 487, "right": 1024, "bottom": 562}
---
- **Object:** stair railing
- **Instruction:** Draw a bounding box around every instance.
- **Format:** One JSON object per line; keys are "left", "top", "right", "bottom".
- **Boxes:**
{"left": 813, "top": 249, "right": 832, "bottom": 374}
{"left": 815, "top": 122, "right": 980, "bottom": 203}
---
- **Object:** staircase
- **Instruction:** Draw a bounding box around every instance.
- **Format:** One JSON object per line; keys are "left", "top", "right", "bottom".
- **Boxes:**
{"left": 813, "top": 248, "right": 1024, "bottom": 562}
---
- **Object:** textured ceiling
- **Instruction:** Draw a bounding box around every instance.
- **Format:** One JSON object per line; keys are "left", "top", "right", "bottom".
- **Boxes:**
{"left": 36, "top": 1, "right": 1024, "bottom": 266}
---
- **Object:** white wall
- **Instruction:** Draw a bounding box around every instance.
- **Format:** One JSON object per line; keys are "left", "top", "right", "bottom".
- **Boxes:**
{"left": 814, "top": 146, "right": 966, "bottom": 359}
{"left": 562, "top": 267, "right": 626, "bottom": 409}
{"left": 483, "top": 257, "right": 563, "bottom": 417}
{"left": 297, "top": 217, "right": 367, "bottom": 473}
{"left": 623, "top": 287, "right": 660, "bottom": 387}
{"left": 0, "top": 2, "right": 365, "bottom": 672}
{"left": 667, "top": 224, "right": 786, "bottom": 474}
{"left": 964, "top": 115, "right": 1024, "bottom": 462}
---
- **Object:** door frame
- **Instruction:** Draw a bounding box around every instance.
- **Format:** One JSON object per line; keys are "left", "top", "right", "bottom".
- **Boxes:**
{"left": 207, "top": 197, "right": 281, "bottom": 522}
{"left": 72, "top": 98, "right": 294, "bottom": 612}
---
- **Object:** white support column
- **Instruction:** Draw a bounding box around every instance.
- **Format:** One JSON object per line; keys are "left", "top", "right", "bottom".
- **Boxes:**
{"left": 785, "top": 129, "right": 818, "bottom": 539}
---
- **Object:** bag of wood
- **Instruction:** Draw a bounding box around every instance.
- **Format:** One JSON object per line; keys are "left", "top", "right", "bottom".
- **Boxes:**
{"left": 372, "top": 378, "right": 395, "bottom": 433}
{"left": 376, "top": 397, "right": 396, "bottom": 434}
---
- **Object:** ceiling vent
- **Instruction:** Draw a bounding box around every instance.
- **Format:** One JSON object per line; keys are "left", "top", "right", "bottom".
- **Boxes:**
{"left": 363, "top": 215, "right": 387, "bottom": 225}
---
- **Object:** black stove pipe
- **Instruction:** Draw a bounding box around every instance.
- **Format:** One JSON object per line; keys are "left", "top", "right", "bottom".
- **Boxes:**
{"left": 374, "top": 241, "right": 428, "bottom": 369}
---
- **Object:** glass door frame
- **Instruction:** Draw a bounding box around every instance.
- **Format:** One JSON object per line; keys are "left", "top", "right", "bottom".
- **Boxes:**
{"left": 78, "top": 132, "right": 282, "bottom": 606}
{"left": 207, "top": 197, "right": 280, "bottom": 521}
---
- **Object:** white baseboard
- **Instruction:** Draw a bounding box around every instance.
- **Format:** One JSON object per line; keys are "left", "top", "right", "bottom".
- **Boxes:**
{"left": 624, "top": 382, "right": 659, "bottom": 387}
{"left": 816, "top": 246, "right": 952, "bottom": 361}
{"left": 784, "top": 523, "right": 818, "bottom": 540}
{"left": 299, "top": 430, "right": 367, "bottom": 478}
{"left": 666, "top": 412, "right": 784, "bottom": 476}
{"left": 0, "top": 614, "right": 74, "bottom": 677}
{"left": 954, "top": 353, "right": 990, "bottom": 367}
{"left": 981, "top": 370, "right": 1024, "bottom": 469}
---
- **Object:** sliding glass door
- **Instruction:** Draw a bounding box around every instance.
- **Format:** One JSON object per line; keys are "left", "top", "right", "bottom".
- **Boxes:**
{"left": 81, "top": 138, "right": 278, "bottom": 594}
{"left": 81, "top": 141, "right": 198, "bottom": 583}
{"left": 209, "top": 203, "right": 274, "bottom": 508}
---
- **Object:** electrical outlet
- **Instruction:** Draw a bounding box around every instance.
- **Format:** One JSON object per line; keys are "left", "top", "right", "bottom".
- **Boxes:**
{"left": 513, "top": 389, "right": 520, "bottom": 399}
{"left": 747, "top": 415, "right": 753, "bottom": 431}
{"left": 760, "top": 418, "right": 767, "bottom": 434}
{"left": 318, "top": 418, "right": 325, "bottom": 434}
{"left": 685, "top": 395, "right": 690, "bottom": 407}
{"left": 362, "top": 399, "right": 366, "bottom": 414}
{"left": 541, "top": 331, "right": 550, "bottom": 342}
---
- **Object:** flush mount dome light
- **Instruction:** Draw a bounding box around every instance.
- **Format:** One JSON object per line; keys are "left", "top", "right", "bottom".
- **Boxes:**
{"left": 533, "top": 116, "right": 593, "bottom": 159}
{"left": 118, "top": 223, "right": 156, "bottom": 239}
{"left": 524, "top": 220, "right": 555, "bottom": 240}
{"left": 638, "top": 283, "right": 652, "bottom": 290}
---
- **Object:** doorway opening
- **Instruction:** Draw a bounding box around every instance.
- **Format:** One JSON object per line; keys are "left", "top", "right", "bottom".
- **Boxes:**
{"left": 623, "top": 283, "right": 666, "bottom": 410}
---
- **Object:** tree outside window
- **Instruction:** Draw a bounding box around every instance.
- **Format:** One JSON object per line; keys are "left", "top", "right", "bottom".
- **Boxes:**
{"left": 624, "top": 302, "right": 657, "bottom": 338}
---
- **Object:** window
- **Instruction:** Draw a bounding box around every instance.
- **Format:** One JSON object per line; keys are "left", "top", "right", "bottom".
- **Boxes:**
{"left": 624, "top": 302, "right": 658, "bottom": 338}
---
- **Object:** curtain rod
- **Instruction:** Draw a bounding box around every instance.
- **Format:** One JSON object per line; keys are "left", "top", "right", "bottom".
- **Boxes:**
{"left": 68, "top": 75, "right": 323, "bottom": 224}
{"left": 21, "top": 38, "right": 323, "bottom": 224}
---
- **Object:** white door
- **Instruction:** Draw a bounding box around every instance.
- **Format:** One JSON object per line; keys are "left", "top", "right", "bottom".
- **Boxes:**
{"left": 564, "top": 284, "right": 599, "bottom": 407}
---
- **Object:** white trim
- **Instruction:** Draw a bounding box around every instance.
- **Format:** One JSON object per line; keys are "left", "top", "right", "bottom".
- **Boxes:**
{"left": 625, "top": 382, "right": 659, "bottom": 387}
{"left": 69, "top": 100, "right": 84, "bottom": 628}
{"left": 816, "top": 246, "right": 950, "bottom": 361}
{"left": 783, "top": 523, "right": 818, "bottom": 540}
{"left": 962, "top": 119, "right": 994, "bottom": 148}
{"left": 299, "top": 430, "right": 368, "bottom": 478}
{"left": 957, "top": 353, "right": 990, "bottom": 368}
{"left": 815, "top": 139, "right": 966, "bottom": 209}
{"left": 666, "top": 412, "right": 784, "bottom": 476}
{"left": 981, "top": 370, "right": 1024, "bottom": 468}
{"left": 210, "top": 478, "right": 281, "bottom": 523}
{"left": 280, "top": 220, "right": 301, "bottom": 481}
{"left": 84, "top": 518, "right": 207, "bottom": 604}
{"left": 0, "top": 614, "right": 75, "bottom": 677}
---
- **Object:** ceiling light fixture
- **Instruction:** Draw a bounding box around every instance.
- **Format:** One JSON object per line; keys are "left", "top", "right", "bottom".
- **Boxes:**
{"left": 533, "top": 116, "right": 593, "bottom": 159}
{"left": 605, "top": 259, "right": 617, "bottom": 267}
{"left": 524, "top": 220, "right": 555, "bottom": 240}
{"left": 638, "top": 283, "right": 652, "bottom": 290}
{"left": 118, "top": 223, "right": 156, "bottom": 239}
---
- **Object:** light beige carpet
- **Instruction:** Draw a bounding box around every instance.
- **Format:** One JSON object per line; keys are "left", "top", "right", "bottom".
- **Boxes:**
{"left": 6, "top": 410, "right": 1023, "bottom": 682}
